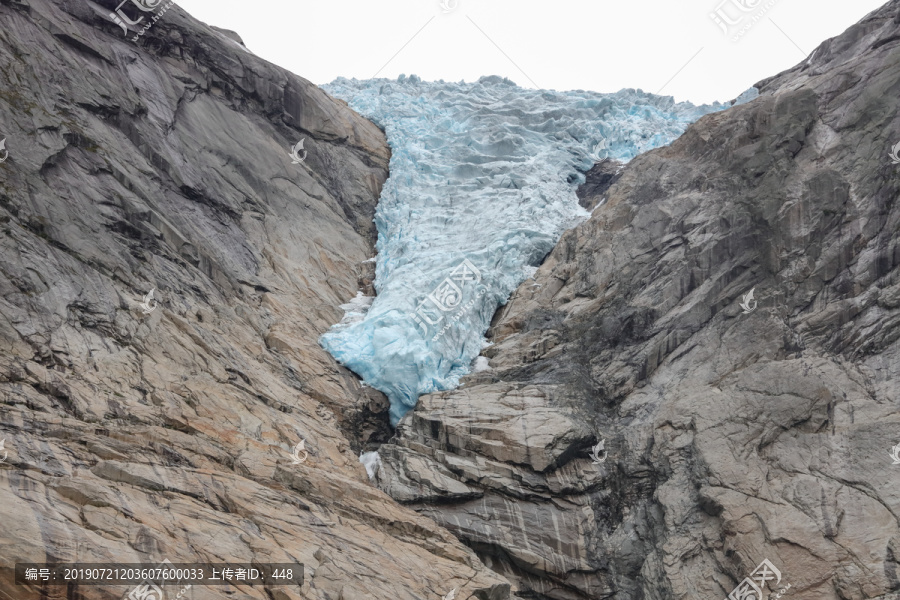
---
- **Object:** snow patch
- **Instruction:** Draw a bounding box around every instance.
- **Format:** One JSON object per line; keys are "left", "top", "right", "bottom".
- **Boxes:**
{"left": 359, "top": 451, "right": 382, "bottom": 480}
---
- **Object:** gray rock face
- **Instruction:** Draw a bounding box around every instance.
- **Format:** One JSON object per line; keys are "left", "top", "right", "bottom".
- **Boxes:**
{"left": 0, "top": 0, "right": 510, "bottom": 598}
{"left": 377, "top": 384, "right": 605, "bottom": 599}
{"left": 378, "top": 3, "right": 900, "bottom": 599}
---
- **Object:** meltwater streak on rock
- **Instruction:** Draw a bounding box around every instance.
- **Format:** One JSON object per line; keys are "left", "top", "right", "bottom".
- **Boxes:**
{"left": 321, "top": 75, "right": 753, "bottom": 424}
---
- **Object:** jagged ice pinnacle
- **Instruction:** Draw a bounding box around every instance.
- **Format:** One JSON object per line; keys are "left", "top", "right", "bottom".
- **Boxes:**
{"left": 321, "top": 75, "right": 756, "bottom": 424}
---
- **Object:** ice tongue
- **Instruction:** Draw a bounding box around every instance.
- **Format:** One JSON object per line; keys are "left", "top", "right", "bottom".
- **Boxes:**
{"left": 321, "top": 75, "right": 745, "bottom": 425}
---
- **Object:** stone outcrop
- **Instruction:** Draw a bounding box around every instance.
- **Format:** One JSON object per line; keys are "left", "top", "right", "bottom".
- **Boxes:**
{"left": 377, "top": 3, "right": 900, "bottom": 599}
{"left": 0, "top": 0, "right": 510, "bottom": 599}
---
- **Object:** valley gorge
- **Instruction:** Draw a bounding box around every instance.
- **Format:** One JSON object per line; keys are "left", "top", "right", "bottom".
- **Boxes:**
{"left": 0, "top": 1, "right": 899, "bottom": 599}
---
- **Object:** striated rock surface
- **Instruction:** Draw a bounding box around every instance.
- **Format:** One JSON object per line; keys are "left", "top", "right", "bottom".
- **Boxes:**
{"left": 378, "top": 3, "right": 900, "bottom": 599}
{"left": 0, "top": 0, "right": 511, "bottom": 599}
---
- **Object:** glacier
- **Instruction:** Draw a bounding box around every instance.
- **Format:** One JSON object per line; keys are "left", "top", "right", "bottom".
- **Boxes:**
{"left": 321, "top": 74, "right": 756, "bottom": 425}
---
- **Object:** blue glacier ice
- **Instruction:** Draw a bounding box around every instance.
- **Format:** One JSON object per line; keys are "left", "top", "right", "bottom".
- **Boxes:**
{"left": 321, "top": 75, "right": 755, "bottom": 425}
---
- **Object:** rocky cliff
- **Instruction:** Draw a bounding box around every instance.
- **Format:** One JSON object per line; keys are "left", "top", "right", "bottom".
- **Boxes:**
{"left": 0, "top": 0, "right": 510, "bottom": 599}
{"left": 377, "top": 3, "right": 900, "bottom": 599}
{"left": 2, "top": 0, "right": 900, "bottom": 600}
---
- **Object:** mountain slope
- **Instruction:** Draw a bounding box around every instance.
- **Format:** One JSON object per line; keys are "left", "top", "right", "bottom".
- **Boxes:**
{"left": 0, "top": 1, "right": 509, "bottom": 598}
{"left": 376, "top": 3, "right": 900, "bottom": 599}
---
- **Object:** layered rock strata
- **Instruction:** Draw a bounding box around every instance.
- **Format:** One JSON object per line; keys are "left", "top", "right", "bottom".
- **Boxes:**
{"left": 0, "top": 1, "right": 510, "bottom": 598}
{"left": 377, "top": 3, "right": 900, "bottom": 599}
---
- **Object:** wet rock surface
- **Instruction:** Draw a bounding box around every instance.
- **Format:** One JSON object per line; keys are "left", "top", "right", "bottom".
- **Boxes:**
{"left": 378, "top": 3, "right": 900, "bottom": 599}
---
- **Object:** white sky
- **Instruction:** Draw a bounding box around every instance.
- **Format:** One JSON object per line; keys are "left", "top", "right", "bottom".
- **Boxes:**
{"left": 174, "top": 0, "right": 885, "bottom": 105}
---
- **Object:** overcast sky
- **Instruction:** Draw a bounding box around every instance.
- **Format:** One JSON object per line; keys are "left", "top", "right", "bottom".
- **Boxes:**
{"left": 175, "top": 0, "right": 884, "bottom": 105}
